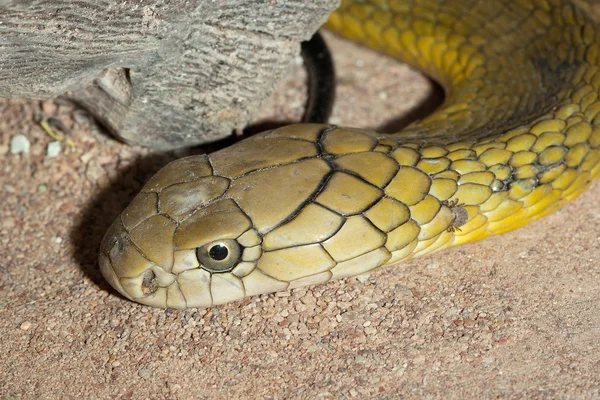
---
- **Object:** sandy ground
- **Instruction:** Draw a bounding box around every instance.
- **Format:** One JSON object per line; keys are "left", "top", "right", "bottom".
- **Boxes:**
{"left": 2, "top": 31, "right": 600, "bottom": 400}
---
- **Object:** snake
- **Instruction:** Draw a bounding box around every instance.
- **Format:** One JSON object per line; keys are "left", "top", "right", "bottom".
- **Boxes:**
{"left": 99, "top": 0, "right": 600, "bottom": 309}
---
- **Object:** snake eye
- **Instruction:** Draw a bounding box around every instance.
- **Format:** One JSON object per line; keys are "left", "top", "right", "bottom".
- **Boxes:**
{"left": 209, "top": 244, "right": 229, "bottom": 260}
{"left": 196, "top": 239, "right": 241, "bottom": 273}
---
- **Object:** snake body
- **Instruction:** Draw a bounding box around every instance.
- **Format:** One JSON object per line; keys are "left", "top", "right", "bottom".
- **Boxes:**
{"left": 100, "top": 0, "right": 600, "bottom": 309}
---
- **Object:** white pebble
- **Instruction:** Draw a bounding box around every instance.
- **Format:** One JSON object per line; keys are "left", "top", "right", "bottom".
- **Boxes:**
{"left": 10, "top": 135, "right": 30, "bottom": 154}
{"left": 46, "top": 141, "right": 61, "bottom": 158}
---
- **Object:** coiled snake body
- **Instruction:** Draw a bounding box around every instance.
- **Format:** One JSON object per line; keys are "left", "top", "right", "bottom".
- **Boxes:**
{"left": 100, "top": 0, "right": 600, "bottom": 309}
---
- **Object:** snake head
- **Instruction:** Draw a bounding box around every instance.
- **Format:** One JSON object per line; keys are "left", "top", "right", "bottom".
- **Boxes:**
{"left": 99, "top": 127, "right": 333, "bottom": 308}
{"left": 99, "top": 125, "right": 398, "bottom": 309}
{"left": 99, "top": 154, "right": 275, "bottom": 309}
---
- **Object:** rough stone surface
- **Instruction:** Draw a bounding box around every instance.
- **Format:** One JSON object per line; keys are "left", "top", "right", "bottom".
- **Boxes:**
{"left": 0, "top": 0, "right": 338, "bottom": 149}
{"left": 1, "top": 32, "right": 600, "bottom": 399}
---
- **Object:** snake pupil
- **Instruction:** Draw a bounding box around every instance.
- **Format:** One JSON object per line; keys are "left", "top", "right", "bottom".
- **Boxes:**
{"left": 209, "top": 244, "right": 229, "bottom": 261}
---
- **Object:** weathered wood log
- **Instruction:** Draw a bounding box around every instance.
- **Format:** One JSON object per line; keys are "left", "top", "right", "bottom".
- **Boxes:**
{"left": 0, "top": 0, "right": 339, "bottom": 149}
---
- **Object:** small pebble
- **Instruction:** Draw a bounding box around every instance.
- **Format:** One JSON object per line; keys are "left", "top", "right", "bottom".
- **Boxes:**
{"left": 37, "top": 184, "right": 48, "bottom": 193}
{"left": 483, "top": 357, "right": 495, "bottom": 367}
{"left": 46, "top": 141, "right": 61, "bottom": 158}
{"left": 80, "top": 151, "right": 95, "bottom": 164}
{"left": 20, "top": 321, "right": 32, "bottom": 330}
{"left": 364, "top": 326, "right": 377, "bottom": 335}
{"left": 138, "top": 368, "right": 152, "bottom": 379}
{"left": 10, "top": 134, "right": 30, "bottom": 154}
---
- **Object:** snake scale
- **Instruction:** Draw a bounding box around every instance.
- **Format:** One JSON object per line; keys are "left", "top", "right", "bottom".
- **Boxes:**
{"left": 100, "top": 0, "right": 600, "bottom": 309}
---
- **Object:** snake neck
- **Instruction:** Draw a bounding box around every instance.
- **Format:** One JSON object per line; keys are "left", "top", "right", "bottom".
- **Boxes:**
{"left": 327, "top": 0, "right": 600, "bottom": 145}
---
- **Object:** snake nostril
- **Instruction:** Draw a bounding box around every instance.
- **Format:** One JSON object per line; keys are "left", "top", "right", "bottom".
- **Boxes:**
{"left": 141, "top": 269, "right": 158, "bottom": 296}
